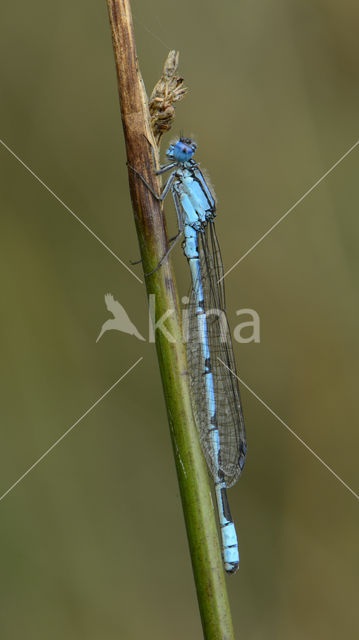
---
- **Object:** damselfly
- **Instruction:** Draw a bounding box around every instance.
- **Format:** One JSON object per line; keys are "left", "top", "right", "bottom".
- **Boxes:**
{"left": 132, "top": 137, "right": 247, "bottom": 573}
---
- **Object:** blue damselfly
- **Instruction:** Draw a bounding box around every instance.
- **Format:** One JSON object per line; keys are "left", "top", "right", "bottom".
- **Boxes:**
{"left": 132, "top": 137, "right": 247, "bottom": 573}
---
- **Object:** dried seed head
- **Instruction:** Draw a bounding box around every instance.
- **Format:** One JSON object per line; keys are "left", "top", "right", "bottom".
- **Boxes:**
{"left": 149, "top": 50, "right": 188, "bottom": 145}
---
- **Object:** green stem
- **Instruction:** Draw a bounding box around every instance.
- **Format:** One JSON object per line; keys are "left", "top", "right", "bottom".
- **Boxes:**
{"left": 106, "top": 2, "right": 236, "bottom": 637}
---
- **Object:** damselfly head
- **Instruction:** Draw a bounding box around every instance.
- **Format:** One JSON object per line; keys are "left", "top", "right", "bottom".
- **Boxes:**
{"left": 166, "top": 137, "right": 197, "bottom": 163}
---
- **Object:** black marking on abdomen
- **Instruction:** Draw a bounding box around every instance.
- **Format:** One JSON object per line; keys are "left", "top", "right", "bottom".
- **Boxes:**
{"left": 220, "top": 488, "right": 233, "bottom": 523}
{"left": 204, "top": 357, "right": 211, "bottom": 374}
{"left": 226, "top": 563, "right": 239, "bottom": 574}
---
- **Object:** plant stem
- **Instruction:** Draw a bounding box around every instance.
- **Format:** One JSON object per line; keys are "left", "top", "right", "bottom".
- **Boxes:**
{"left": 106, "top": 2, "right": 236, "bottom": 637}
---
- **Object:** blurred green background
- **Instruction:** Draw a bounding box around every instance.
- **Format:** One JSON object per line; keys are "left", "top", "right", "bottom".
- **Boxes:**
{"left": 1, "top": 1, "right": 358, "bottom": 638}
